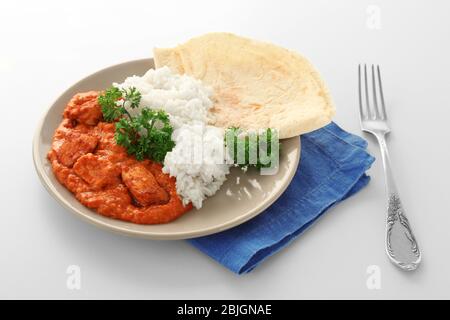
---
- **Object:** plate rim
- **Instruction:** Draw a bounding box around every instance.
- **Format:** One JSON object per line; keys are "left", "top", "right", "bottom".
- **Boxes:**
{"left": 32, "top": 58, "right": 301, "bottom": 240}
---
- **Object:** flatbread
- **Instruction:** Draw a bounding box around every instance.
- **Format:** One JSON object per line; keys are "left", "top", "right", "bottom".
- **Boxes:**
{"left": 154, "top": 33, "right": 335, "bottom": 139}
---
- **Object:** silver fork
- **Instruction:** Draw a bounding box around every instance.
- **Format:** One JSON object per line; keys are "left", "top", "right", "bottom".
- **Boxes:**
{"left": 358, "top": 64, "right": 421, "bottom": 271}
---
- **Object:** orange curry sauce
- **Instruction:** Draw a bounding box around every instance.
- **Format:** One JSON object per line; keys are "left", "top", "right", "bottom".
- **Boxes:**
{"left": 47, "top": 91, "right": 192, "bottom": 224}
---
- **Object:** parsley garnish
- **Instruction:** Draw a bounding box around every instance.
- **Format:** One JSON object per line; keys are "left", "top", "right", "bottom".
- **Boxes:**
{"left": 98, "top": 86, "right": 174, "bottom": 162}
{"left": 121, "top": 87, "right": 142, "bottom": 109}
{"left": 98, "top": 86, "right": 142, "bottom": 122}
{"left": 98, "top": 87, "right": 124, "bottom": 121}
{"left": 115, "top": 109, "right": 174, "bottom": 162}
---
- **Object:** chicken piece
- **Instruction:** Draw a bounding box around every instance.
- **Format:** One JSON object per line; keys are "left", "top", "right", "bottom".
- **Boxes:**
{"left": 51, "top": 123, "right": 98, "bottom": 167}
{"left": 122, "top": 163, "right": 169, "bottom": 206}
{"left": 64, "top": 91, "right": 103, "bottom": 126}
{"left": 73, "top": 154, "right": 121, "bottom": 190}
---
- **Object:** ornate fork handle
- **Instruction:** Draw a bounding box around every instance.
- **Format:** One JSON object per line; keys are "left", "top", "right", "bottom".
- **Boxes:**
{"left": 377, "top": 134, "right": 421, "bottom": 270}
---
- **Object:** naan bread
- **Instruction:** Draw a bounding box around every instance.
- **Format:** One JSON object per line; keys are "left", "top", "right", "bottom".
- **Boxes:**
{"left": 154, "top": 33, "right": 335, "bottom": 139}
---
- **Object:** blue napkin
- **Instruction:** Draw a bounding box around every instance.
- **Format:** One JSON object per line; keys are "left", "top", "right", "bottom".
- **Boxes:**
{"left": 188, "top": 122, "right": 375, "bottom": 274}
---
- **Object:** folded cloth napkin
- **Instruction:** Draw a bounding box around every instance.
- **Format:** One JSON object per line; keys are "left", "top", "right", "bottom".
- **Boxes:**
{"left": 188, "top": 122, "right": 375, "bottom": 274}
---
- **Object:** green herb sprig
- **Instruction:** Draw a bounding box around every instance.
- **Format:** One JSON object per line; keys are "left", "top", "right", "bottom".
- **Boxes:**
{"left": 98, "top": 86, "right": 142, "bottom": 122}
{"left": 115, "top": 109, "right": 174, "bottom": 162}
{"left": 98, "top": 86, "right": 174, "bottom": 162}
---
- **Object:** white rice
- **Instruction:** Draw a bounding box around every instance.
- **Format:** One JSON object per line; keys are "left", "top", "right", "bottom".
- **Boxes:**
{"left": 163, "top": 124, "right": 230, "bottom": 209}
{"left": 115, "top": 66, "right": 214, "bottom": 129}
{"left": 116, "top": 67, "right": 230, "bottom": 209}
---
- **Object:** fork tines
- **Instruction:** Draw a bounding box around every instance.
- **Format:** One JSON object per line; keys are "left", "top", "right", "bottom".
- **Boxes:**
{"left": 358, "top": 64, "right": 387, "bottom": 121}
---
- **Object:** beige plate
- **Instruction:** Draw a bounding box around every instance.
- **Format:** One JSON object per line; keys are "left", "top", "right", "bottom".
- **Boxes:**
{"left": 32, "top": 59, "right": 301, "bottom": 240}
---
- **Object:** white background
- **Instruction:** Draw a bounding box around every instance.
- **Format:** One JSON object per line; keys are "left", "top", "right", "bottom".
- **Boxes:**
{"left": 1, "top": 0, "right": 449, "bottom": 299}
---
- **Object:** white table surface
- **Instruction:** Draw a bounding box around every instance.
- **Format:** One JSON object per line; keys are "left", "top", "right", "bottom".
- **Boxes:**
{"left": 1, "top": 0, "right": 449, "bottom": 299}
